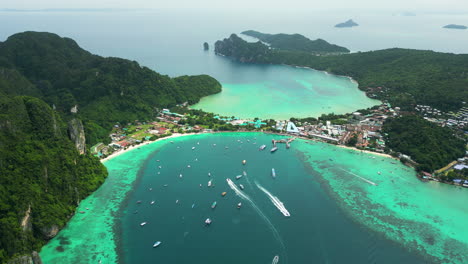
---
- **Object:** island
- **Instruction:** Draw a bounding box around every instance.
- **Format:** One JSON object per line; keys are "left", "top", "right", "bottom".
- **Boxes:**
{"left": 0, "top": 31, "right": 222, "bottom": 263}
{"left": 241, "top": 30, "right": 349, "bottom": 54}
{"left": 214, "top": 32, "right": 467, "bottom": 175}
{"left": 335, "top": 19, "right": 359, "bottom": 28}
{"left": 443, "top": 24, "right": 467, "bottom": 30}
{"left": 203, "top": 42, "right": 209, "bottom": 50}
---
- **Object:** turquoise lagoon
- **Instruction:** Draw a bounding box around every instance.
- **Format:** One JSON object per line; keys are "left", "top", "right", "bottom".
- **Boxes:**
{"left": 40, "top": 133, "right": 468, "bottom": 263}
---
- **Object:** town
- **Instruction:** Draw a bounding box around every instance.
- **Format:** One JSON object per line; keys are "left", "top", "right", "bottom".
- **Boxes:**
{"left": 92, "top": 102, "right": 468, "bottom": 188}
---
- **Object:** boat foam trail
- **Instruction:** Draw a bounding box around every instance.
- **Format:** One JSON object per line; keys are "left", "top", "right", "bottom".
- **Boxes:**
{"left": 339, "top": 169, "right": 378, "bottom": 186}
{"left": 255, "top": 182, "right": 291, "bottom": 217}
{"left": 226, "top": 178, "right": 288, "bottom": 260}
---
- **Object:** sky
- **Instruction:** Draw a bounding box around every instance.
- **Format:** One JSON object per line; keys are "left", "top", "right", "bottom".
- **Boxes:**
{"left": 2, "top": 0, "right": 468, "bottom": 11}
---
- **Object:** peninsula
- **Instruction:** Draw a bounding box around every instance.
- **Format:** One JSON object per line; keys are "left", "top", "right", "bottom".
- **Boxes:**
{"left": 0, "top": 31, "right": 221, "bottom": 263}
{"left": 443, "top": 24, "right": 467, "bottom": 30}
{"left": 335, "top": 19, "right": 359, "bottom": 28}
{"left": 241, "top": 30, "right": 350, "bottom": 54}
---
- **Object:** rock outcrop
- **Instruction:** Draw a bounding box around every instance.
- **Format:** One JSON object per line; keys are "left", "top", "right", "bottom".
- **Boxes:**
{"left": 7, "top": 252, "right": 42, "bottom": 264}
{"left": 40, "top": 225, "right": 59, "bottom": 239}
{"left": 68, "top": 118, "right": 86, "bottom": 154}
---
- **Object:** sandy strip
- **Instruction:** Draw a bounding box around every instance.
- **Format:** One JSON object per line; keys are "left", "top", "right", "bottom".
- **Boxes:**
{"left": 101, "top": 133, "right": 196, "bottom": 162}
{"left": 335, "top": 144, "right": 397, "bottom": 159}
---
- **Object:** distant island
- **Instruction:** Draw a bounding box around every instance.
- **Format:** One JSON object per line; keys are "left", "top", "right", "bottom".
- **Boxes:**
{"left": 335, "top": 19, "right": 359, "bottom": 28}
{"left": 443, "top": 24, "right": 467, "bottom": 30}
{"left": 241, "top": 30, "right": 349, "bottom": 54}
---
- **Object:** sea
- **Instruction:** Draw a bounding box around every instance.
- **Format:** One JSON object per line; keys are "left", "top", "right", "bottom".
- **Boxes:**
{"left": 2, "top": 9, "right": 468, "bottom": 118}
{"left": 2, "top": 8, "right": 466, "bottom": 264}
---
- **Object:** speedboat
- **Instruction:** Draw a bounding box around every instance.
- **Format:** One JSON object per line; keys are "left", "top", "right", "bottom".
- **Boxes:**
{"left": 150, "top": 201, "right": 155, "bottom": 205}
{"left": 259, "top": 144, "right": 266, "bottom": 150}
{"left": 140, "top": 222, "right": 147, "bottom": 226}
{"left": 221, "top": 192, "right": 227, "bottom": 197}
{"left": 239, "top": 184, "right": 245, "bottom": 190}
{"left": 211, "top": 201, "right": 217, "bottom": 209}
{"left": 272, "top": 168, "right": 276, "bottom": 178}
{"left": 153, "top": 241, "right": 161, "bottom": 248}
{"left": 192, "top": 147, "right": 195, "bottom": 150}
{"left": 208, "top": 180, "right": 212, "bottom": 187}
{"left": 205, "top": 218, "right": 212, "bottom": 225}
{"left": 237, "top": 202, "right": 242, "bottom": 209}
{"left": 235, "top": 175, "right": 243, "bottom": 180}
{"left": 272, "top": 255, "right": 279, "bottom": 264}
{"left": 270, "top": 147, "right": 278, "bottom": 152}
{"left": 242, "top": 160, "right": 246, "bottom": 165}
{"left": 208, "top": 172, "right": 211, "bottom": 177}
{"left": 179, "top": 174, "right": 183, "bottom": 178}
{"left": 187, "top": 165, "right": 191, "bottom": 168}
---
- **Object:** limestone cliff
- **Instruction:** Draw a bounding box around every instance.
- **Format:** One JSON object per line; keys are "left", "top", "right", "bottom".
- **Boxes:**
{"left": 67, "top": 118, "right": 86, "bottom": 154}
{"left": 7, "top": 251, "right": 42, "bottom": 264}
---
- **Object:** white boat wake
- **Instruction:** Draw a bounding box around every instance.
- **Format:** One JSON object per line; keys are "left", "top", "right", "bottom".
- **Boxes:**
{"left": 226, "top": 178, "right": 288, "bottom": 261}
{"left": 339, "top": 169, "right": 378, "bottom": 186}
{"left": 255, "top": 183, "right": 291, "bottom": 217}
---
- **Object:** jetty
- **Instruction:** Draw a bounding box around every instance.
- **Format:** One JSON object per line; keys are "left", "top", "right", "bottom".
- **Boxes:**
{"left": 272, "top": 137, "right": 296, "bottom": 148}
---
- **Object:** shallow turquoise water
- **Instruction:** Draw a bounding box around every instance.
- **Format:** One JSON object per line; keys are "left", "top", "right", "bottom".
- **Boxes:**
{"left": 40, "top": 133, "right": 468, "bottom": 263}
{"left": 191, "top": 66, "right": 379, "bottom": 119}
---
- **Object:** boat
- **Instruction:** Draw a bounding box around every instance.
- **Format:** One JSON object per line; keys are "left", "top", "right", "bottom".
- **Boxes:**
{"left": 235, "top": 175, "right": 243, "bottom": 180}
{"left": 208, "top": 172, "right": 211, "bottom": 177}
{"left": 176, "top": 200, "right": 179, "bottom": 204}
{"left": 237, "top": 202, "right": 242, "bottom": 209}
{"left": 270, "top": 147, "right": 278, "bottom": 152}
{"left": 150, "top": 201, "right": 155, "bottom": 205}
{"left": 208, "top": 180, "right": 212, "bottom": 187}
{"left": 221, "top": 192, "right": 227, "bottom": 197}
{"left": 149, "top": 187, "right": 153, "bottom": 191}
{"left": 243, "top": 171, "right": 247, "bottom": 176}
{"left": 140, "top": 222, "right": 147, "bottom": 226}
{"left": 259, "top": 144, "right": 267, "bottom": 150}
{"left": 377, "top": 171, "right": 382, "bottom": 175}
{"left": 163, "top": 184, "right": 168, "bottom": 187}
{"left": 211, "top": 201, "right": 217, "bottom": 209}
{"left": 239, "top": 184, "right": 245, "bottom": 190}
{"left": 136, "top": 200, "right": 142, "bottom": 204}
{"left": 272, "top": 255, "right": 279, "bottom": 264}
{"left": 179, "top": 174, "right": 183, "bottom": 178}
{"left": 242, "top": 160, "right": 246, "bottom": 165}
{"left": 153, "top": 241, "right": 162, "bottom": 248}
{"left": 187, "top": 165, "right": 191, "bottom": 168}
{"left": 199, "top": 184, "right": 202, "bottom": 187}
{"left": 192, "top": 203, "right": 195, "bottom": 209}
{"left": 192, "top": 147, "right": 195, "bottom": 150}
{"left": 272, "top": 168, "right": 276, "bottom": 178}
{"left": 205, "top": 218, "right": 212, "bottom": 225}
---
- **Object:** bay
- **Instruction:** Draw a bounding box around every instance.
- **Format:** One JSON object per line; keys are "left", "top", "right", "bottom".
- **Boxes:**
{"left": 40, "top": 133, "right": 468, "bottom": 263}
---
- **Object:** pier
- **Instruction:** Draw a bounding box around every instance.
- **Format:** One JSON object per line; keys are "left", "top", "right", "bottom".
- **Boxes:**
{"left": 272, "top": 137, "right": 296, "bottom": 148}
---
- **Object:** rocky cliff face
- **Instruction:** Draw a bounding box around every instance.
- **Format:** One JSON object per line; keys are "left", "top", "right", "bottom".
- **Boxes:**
{"left": 7, "top": 251, "right": 42, "bottom": 264}
{"left": 40, "top": 225, "right": 59, "bottom": 239}
{"left": 67, "top": 118, "right": 86, "bottom": 154}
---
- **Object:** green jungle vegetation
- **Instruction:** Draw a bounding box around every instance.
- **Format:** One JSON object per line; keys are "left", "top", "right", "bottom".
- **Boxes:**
{"left": 0, "top": 95, "right": 107, "bottom": 263}
{"left": 383, "top": 115, "right": 466, "bottom": 172}
{"left": 0, "top": 31, "right": 221, "bottom": 146}
{"left": 0, "top": 31, "right": 222, "bottom": 262}
{"left": 241, "top": 30, "right": 350, "bottom": 53}
{"left": 215, "top": 34, "right": 468, "bottom": 112}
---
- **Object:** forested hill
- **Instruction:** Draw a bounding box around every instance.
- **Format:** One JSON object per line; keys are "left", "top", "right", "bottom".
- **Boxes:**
{"left": 0, "top": 31, "right": 221, "bottom": 263}
{"left": 0, "top": 31, "right": 222, "bottom": 145}
{"left": 215, "top": 34, "right": 468, "bottom": 112}
{"left": 242, "top": 30, "right": 350, "bottom": 53}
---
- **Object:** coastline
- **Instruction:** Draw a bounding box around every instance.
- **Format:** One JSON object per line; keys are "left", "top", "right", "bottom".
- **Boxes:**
{"left": 101, "top": 133, "right": 196, "bottom": 163}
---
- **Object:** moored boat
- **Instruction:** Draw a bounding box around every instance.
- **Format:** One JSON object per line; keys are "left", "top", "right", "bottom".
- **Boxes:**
{"left": 153, "top": 241, "right": 161, "bottom": 248}
{"left": 259, "top": 144, "right": 267, "bottom": 150}
{"left": 205, "top": 218, "right": 212, "bottom": 225}
{"left": 272, "top": 168, "right": 276, "bottom": 178}
{"left": 221, "top": 192, "right": 227, "bottom": 197}
{"left": 140, "top": 222, "right": 147, "bottom": 226}
{"left": 272, "top": 255, "right": 279, "bottom": 264}
{"left": 208, "top": 180, "right": 212, "bottom": 187}
{"left": 270, "top": 147, "right": 278, "bottom": 152}
{"left": 235, "top": 175, "right": 243, "bottom": 180}
{"left": 211, "top": 201, "right": 217, "bottom": 209}
{"left": 242, "top": 160, "right": 246, "bottom": 165}
{"left": 237, "top": 202, "right": 242, "bottom": 209}
{"left": 239, "top": 184, "right": 245, "bottom": 190}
